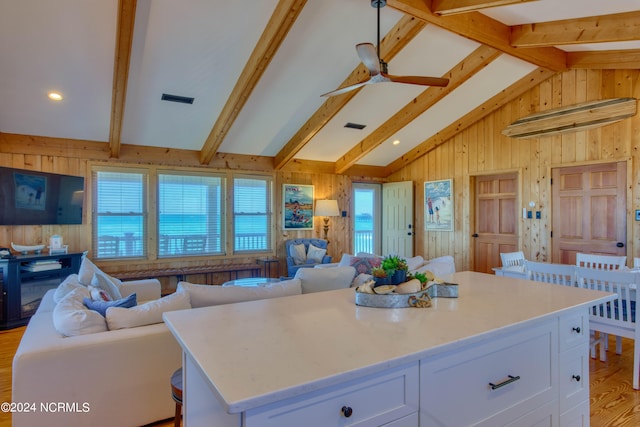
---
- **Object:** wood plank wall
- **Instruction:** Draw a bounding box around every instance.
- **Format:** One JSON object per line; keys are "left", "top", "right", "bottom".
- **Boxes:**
{"left": 389, "top": 69, "right": 640, "bottom": 271}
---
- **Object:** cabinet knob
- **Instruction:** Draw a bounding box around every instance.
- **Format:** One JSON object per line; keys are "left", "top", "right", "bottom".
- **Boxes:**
{"left": 572, "top": 326, "right": 581, "bottom": 333}
{"left": 572, "top": 375, "right": 581, "bottom": 382}
{"left": 341, "top": 406, "right": 353, "bottom": 418}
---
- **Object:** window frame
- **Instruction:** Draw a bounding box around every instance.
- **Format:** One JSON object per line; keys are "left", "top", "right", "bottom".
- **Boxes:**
{"left": 89, "top": 163, "right": 275, "bottom": 261}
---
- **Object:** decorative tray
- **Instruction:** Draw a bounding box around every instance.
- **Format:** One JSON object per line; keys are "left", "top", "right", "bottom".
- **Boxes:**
{"left": 355, "top": 282, "right": 458, "bottom": 309}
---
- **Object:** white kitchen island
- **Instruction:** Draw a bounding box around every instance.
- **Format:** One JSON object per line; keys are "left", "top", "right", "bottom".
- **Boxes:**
{"left": 163, "top": 271, "right": 613, "bottom": 427}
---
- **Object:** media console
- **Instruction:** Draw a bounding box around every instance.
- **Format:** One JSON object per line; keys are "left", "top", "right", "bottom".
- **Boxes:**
{"left": 0, "top": 251, "right": 83, "bottom": 329}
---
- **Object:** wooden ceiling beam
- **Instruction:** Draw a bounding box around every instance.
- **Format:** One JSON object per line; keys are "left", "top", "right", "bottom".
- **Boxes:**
{"left": 384, "top": 67, "right": 556, "bottom": 174}
{"left": 568, "top": 49, "right": 640, "bottom": 69}
{"left": 273, "top": 15, "right": 426, "bottom": 170}
{"left": 335, "top": 45, "right": 500, "bottom": 174}
{"left": 431, "top": 0, "right": 539, "bottom": 16}
{"left": 511, "top": 11, "right": 640, "bottom": 47}
{"left": 388, "top": 0, "right": 567, "bottom": 71}
{"left": 199, "top": 0, "right": 307, "bottom": 165}
{"left": 108, "top": 0, "right": 136, "bottom": 159}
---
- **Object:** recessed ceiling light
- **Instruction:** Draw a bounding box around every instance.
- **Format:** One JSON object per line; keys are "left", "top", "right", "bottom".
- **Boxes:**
{"left": 48, "top": 92, "right": 63, "bottom": 101}
{"left": 392, "top": 139, "right": 400, "bottom": 145}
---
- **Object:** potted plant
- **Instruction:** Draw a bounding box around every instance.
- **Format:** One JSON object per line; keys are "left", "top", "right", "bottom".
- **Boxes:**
{"left": 373, "top": 255, "right": 409, "bottom": 286}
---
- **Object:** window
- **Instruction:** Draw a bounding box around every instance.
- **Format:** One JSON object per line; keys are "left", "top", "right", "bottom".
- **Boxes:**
{"left": 233, "top": 176, "right": 272, "bottom": 253}
{"left": 158, "top": 172, "right": 225, "bottom": 257}
{"left": 92, "top": 169, "right": 147, "bottom": 259}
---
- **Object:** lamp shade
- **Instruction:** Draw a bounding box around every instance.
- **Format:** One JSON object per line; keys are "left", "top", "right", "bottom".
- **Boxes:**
{"left": 315, "top": 199, "right": 340, "bottom": 217}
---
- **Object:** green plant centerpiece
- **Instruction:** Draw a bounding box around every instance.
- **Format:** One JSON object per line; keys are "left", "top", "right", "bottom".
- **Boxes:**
{"left": 371, "top": 255, "right": 409, "bottom": 286}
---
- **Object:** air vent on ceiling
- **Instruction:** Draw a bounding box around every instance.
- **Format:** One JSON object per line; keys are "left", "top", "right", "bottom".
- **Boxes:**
{"left": 344, "top": 122, "right": 366, "bottom": 130}
{"left": 161, "top": 93, "right": 195, "bottom": 104}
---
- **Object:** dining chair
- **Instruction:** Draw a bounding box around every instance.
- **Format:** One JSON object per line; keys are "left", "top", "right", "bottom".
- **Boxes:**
{"left": 500, "top": 251, "right": 525, "bottom": 268}
{"left": 575, "top": 266, "right": 640, "bottom": 389}
{"left": 523, "top": 260, "right": 575, "bottom": 286}
{"left": 575, "top": 252, "right": 626, "bottom": 270}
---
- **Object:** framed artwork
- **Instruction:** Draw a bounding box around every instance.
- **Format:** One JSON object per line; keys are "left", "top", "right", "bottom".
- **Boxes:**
{"left": 424, "top": 179, "right": 453, "bottom": 231}
{"left": 283, "top": 184, "right": 314, "bottom": 230}
{"left": 14, "top": 172, "right": 47, "bottom": 211}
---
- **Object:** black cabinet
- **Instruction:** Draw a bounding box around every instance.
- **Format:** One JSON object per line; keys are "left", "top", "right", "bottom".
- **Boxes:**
{"left": 0, "top": 252, "right": 83, "bottom": 329}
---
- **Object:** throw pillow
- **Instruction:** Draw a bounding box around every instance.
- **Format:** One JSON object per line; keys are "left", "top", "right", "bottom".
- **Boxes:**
{"left": 83, "top": 293, "right": 137, "bottom": 317}
{"left": 349, "top": 256, "right": 381, "bottom": 275}
{"left": 289, "top": 243, "right": 307, "bottom": 265}
{"left": 177, "top": 279, "right": 302, "bottom": 308}
{"left": 91, "top": 271, "right": 123, "bottom": 301}
{"left": 53, "top": 274, "right": 85, "bottom": 303}
{"left": 77, "top": 255, "right": 123, "bottom": 289}
{"left": 53, "top": 287, "right": 108, "bottom": 336}
{"left": 88, "top": 285, "right": 111, "bottom": 302}
{"left": 306, "top": 243, "right": 327, "bottom": 263}
{"left": 105, "top": 291, "right": 191, "bottom": 330}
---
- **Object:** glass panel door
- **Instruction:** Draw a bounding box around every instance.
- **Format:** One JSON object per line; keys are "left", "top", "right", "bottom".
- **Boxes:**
{"left": 352, "top": 183, "right": 381, "bottom": 255}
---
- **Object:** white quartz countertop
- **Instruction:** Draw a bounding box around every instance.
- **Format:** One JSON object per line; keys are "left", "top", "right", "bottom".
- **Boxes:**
{"left": 163, "top": 271, "right": 612, "bottom": 414}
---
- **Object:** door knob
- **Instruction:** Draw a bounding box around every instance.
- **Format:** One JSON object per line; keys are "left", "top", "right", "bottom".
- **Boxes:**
{"left": 616, "top": 242, "right": 624, "bottom": 248}
{"left": 472, "top": 233, "right": 479, "bottom": 238}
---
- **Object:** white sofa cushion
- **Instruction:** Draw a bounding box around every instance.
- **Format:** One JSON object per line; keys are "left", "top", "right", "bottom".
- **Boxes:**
{"left": 91, "top": 270, "right": 123, "bottom": 300}
{"left": 53, "top": 287, "right": 108, "bottom": 336}
{"left": 294, "top": 266, "right": 356, "bottom": 293}
{"left": 53, "top": 273, "right": 85, "bottom": 303}
{"left": 78, "top": 255, "right": 122, "bottom": 289}
{"left": 415, "top": 255, "right": 456, "bottom": 277}
{"left": 177, "top": 279, "right": 302, "bottom": 308}
{"left": 405, "top": 255, "right": 425, "bottom": 272}
{"left": 105, "top": 291, "right": 191, "bottom": 330}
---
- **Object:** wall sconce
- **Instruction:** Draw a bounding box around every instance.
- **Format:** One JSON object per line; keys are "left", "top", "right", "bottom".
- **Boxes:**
{"left": 315, "top": 199, "right": 340, "bottom": 242}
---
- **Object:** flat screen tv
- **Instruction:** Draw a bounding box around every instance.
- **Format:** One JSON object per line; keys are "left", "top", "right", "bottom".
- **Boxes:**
{"left": 0, "top": 166, "right": 84, "bottom": 225}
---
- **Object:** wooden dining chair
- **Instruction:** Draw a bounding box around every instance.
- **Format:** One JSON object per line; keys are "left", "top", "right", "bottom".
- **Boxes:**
{"left": 523, "top": 260, "right": 575, "bottom": 287}
{"left": 575, "top": 252, "right": 626, "bottom": 270}
{"left": 575, "top": 266, "right": 640, "bottom": 389}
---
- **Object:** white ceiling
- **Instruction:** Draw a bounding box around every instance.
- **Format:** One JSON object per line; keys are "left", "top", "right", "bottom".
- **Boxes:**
{"left": 1, "top": 0, "right": 639, "bottom": 173}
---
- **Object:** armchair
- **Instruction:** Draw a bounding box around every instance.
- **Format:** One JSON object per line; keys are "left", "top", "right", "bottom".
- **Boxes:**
{"left": 285, "top": 238, "right": 332, "bottom": 277}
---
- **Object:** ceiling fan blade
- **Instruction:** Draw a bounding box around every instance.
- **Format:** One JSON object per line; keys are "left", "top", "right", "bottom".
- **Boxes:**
{"left": 321, "top": 79, "right": 372, "bottom": 97}
{"left": 384, "top": 74, "right": 449, "bottom": 87}
{"left": 356, "top": 43, "right": 381, "bottom": 76}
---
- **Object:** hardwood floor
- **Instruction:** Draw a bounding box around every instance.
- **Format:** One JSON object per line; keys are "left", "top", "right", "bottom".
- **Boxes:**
{"left": 2, "top": 327, "right": 640, "bottom": 426}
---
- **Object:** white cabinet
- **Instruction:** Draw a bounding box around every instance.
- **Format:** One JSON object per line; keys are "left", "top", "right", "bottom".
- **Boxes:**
{"left": 419, "top": 309, "right": 589, "bottom": 427}
{"left": 245, "top": 363, "right": 419, "bottom": 427}
{"left": 420, "top": 319, "right": 556, "bottom": 426}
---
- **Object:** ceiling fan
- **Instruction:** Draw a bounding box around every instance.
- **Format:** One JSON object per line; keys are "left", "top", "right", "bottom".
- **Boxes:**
{"left": 321, "top": 0, "right": 449, "bottom": 97}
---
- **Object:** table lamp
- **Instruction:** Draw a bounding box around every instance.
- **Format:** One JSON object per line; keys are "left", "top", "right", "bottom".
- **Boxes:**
{"left": 315, "top": 199, "right": 340, "bottom": 242}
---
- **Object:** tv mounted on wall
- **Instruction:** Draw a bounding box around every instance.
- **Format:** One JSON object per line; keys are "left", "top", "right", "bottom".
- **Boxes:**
{"left": 0, "top": 166, "right": 84, "bottom": 225}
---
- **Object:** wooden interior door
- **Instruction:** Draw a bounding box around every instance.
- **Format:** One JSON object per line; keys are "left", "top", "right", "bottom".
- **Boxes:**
{"left": 473, "top": 173, "right": 518, "bottom": 273}
{"left": 552, "top": 162, "right": 626, "bottom": 264}
{"left": 382, "top": 181, "right": 413, "bottom": 257}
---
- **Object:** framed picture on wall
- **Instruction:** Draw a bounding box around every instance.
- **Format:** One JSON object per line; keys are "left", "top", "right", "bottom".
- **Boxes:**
{"left": 425, "top": 179, "right": 453, "bottom": 231}
{"left": 283, "top": 184, "right": 314, "bottom": 230}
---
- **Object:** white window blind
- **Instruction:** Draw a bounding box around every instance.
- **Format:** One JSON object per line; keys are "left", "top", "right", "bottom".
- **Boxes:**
{"left": 92, "top": 170, "right": 147, "bottom": 259}
{"left": 158, "top": 172, "right": 224, "bottom": 257}
{"left": 233, "top": 176, "right": 272, "bottom": 253}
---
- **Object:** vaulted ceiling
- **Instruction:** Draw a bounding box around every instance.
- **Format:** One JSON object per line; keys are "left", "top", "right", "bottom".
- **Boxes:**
{"left": 1, "top": 0, "right": 639, "bottom": 177}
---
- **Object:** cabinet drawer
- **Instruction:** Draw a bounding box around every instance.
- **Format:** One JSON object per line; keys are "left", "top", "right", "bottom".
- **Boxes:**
{"left": 559, "top": 310, "right": 588, "bottom": 351}
{"left": 245, "top": 363, "right": 418, "bottom": 427}
{"left": 560, "top": 343, "right": 589, "bottom": 414}
{"left": 420, "top": 321, "right": 556, "bottom": 426}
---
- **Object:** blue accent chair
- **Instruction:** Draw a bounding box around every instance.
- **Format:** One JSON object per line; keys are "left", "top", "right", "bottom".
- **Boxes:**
{"left": 285, "top": 238, "right": 332, "bottom": 277}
